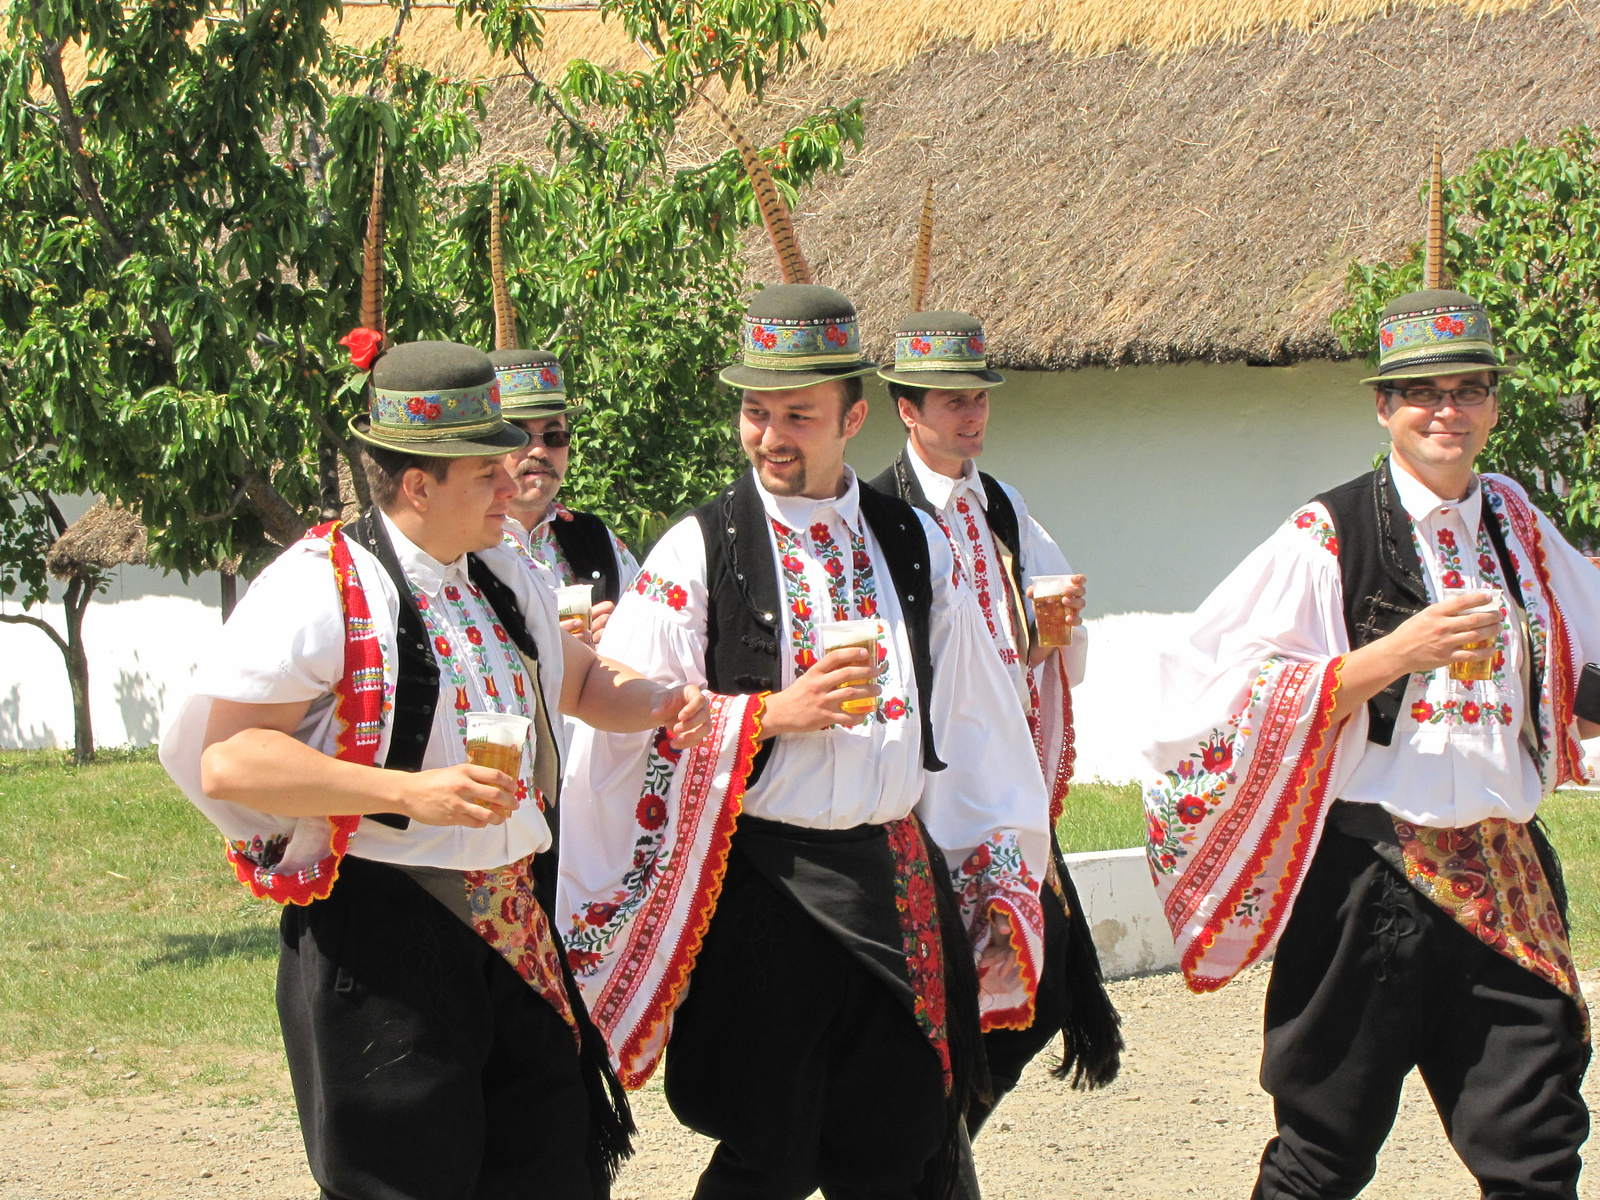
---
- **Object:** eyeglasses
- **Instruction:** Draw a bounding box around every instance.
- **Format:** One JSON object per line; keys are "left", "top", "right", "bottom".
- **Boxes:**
{"left": 1384, "top": 384, "right": 1495, "bottom": 409}
{"left": 527, "top": 429, "right": 572, "bottom": 448}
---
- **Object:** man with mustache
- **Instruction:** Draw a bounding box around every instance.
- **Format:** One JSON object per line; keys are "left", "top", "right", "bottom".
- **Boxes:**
{"left": 557, "top": 283, "right": 1050, "bottom": 1200}
{"left": 490, "top": 346, "right": 639, "bottom": 645}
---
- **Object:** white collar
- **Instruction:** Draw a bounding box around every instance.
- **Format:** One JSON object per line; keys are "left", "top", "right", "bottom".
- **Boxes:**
{"left": 380, "top": 511, "right": 469, "bottom": 598}
{"left": 905, "top": 438, "right": 983, "bottom": 512}
{"left": 1389, "top": 454, "right": 1482, "bottom": 535}
{"left": 752, "top": 466, "right": 864, "bottom": 534}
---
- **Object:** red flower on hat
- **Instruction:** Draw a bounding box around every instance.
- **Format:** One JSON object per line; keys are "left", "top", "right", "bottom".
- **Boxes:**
{"left": 490, "top": 381, "right": 500, "bottom": 407}
{"left": 752, "top": 324, "right": 767, "bottom": 337}
{"left": 425, "top": 403, "right": 442, "bottom": 420}
{"left": 911, "top": 337, "right": 932, "bottom": 355}
{"left": 406, "top": 396, "right": 426, "bottom": 415}
{"left": 1380, "top": 329, "right": 1394, "bottom": 348}
{"left": 1434, "top": 315, "right": 1453, "bottom": 333}
{"left": 762, "top": 331, "right": 778, "bottom": 349}
{"left": 968, "top": 335, "right": 984, "bottom": 353}
{"left": 539, "top": 367, "right": 557, "bottom": 386}
{"left": 1450, "top": 318, "right": 1465, "bottom": 336}
{"left": 339, "top": 327, "right": 384, "bottom": 370}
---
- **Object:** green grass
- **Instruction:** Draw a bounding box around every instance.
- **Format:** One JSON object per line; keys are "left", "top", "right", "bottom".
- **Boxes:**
{"left": 0, "top": 747, "right": 281, "bottom": 1094}
{"left": 1056, "top": 779, "right": 1145, "bottom": 855}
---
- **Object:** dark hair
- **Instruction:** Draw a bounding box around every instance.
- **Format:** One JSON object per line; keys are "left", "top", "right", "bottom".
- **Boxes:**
{"left": 360, "top": 444, "right": 453, "bottom": 509}
{"left": 886, "top": 381, "right": 929, "bottom": 412}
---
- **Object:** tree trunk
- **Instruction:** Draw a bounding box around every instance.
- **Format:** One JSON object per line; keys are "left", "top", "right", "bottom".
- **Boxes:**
{"left": 63, "top": 576, "right": 95, "bottom": 764}
{"left": 220, "top": 569, "right": 238, "bottom": 620}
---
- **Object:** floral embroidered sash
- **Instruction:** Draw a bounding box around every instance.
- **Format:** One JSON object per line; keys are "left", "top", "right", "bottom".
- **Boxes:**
{"left": 1394, "top": 818, "right": 1587, "bottom": 1035}
{"left": 467, "top": 856, "right": 579, "bottom": 1041}
{"left": 885, "top": 815, "right": 953, "bottom": 1091}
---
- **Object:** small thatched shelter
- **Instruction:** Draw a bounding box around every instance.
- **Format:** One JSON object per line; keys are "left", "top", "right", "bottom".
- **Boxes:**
{"left": 45, "top": 499, "right": 149, "bottom": 580}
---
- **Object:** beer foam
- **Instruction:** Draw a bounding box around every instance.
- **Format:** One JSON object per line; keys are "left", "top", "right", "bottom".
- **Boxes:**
{"left": 465, "top": 713, "right": 529, "bottom": 747}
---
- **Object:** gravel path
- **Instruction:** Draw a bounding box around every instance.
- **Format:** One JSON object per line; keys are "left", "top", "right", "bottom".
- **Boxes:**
{"left": 3, "top": 967, "right": 1597, "bottom": 1199}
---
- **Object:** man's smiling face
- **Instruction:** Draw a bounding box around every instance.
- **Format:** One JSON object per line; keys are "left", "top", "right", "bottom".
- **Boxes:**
{"left": 738, "top": 381, "right": 866, "bottom": 499}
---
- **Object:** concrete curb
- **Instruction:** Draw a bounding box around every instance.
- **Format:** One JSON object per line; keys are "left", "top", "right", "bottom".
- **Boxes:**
{"left": 1062, "top": 847, "right": 1178, "bottom": 979}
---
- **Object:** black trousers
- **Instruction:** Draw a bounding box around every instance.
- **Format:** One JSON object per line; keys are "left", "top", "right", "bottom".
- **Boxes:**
{"left": 277, "top": 854, "right": 597, "bottom": 1200}
{"left": 664, "top": 836, "right": 948, "bottom": 1200}
{"left": 1255, "top": 824, "right": 1589, "bottom": 1200}
{"left": 967, "top": 881, "right": 1069, "bottom": 1132}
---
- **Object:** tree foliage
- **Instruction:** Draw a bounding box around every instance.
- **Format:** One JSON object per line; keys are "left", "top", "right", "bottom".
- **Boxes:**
{"left": 0, "top": 0, "right": 859, "bottom": 752}
{"left": 1333, "top": 127, "right": 1600, "bottom": 549}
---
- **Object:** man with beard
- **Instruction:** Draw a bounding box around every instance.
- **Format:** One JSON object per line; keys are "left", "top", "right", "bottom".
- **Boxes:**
{"left": 868, "top": 310, "right": 1122, "bottom": 1143}
{"left": 557, "top": 283, "right": 1051, "bottom": 1200}
{"left": 490, "top": 346, "right": 639, "bottom": 646}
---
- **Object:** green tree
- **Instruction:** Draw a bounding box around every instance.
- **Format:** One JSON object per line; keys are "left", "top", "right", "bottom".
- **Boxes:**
{"left": 440, "top": 0, "right": 863, "bottom": 544}
{"left": 1333, "top": 127, "right": 1600, "bottom": 549}
{"left": 0, "top": 0, "right": 483, "bottom": 756}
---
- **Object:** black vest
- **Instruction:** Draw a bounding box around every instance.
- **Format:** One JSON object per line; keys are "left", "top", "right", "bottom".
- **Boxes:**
{"left": 690, "top": 470, "right": 946, "bottom": 774}
{"left": 869, "top": 450, "right": 1023, "bottom": 569}
{"left": 549, "top": 509, "right": 626, "bottom": 605}
{"left": 1313, "top": 461, "right": 1525, "bottom": 746}
{"left": 869, "top": 449, "right": 1033, "bottom": 654}
{"left": 345, "top": 511, "right": 555, "bottom": 829}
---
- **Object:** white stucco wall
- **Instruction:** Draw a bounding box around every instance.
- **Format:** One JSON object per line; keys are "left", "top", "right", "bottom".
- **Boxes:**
{"left": 1, "top": 360, "right": 1389, "bottom": 769}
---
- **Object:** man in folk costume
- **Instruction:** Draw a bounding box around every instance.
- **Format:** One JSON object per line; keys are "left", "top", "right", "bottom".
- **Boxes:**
{"left": 868, "top": 188, "right": 1122, "bottom": 1135}
{"left": 158, "top": 155, "right": 709, "bottom": 1200}
{"left": 1141, "top": 143, "right": 1597, "bottom": 1200}
{"left": 556, "top": 113, "right": 1048, "bottom": 1199}
{"left": 484, "top": 176, "right": 640, "bottom": 643}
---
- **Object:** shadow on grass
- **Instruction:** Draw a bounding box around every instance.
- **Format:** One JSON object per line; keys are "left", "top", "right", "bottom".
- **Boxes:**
{"left": 140, "top": 926, "right": 279, "bottom": 970}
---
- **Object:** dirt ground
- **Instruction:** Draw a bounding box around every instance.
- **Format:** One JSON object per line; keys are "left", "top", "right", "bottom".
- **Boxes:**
{"left": 3, "top": 967, "right": 1598, "bottom": 1200}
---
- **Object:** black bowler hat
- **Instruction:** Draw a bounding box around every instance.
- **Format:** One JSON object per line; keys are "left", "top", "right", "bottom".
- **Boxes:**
{"left": 877, "top": 311, "right": 1004, "bottom": 390}
{"left": 350, "top": 341, "right": 528, "bottom": 457}
{"left": 718, "top": 284, "right": 879, "bottom": 391}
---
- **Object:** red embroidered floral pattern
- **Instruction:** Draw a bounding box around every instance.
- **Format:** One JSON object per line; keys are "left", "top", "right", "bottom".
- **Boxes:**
{"left": 631, "top": 569, "right": 689, "bottom": 611}
{"left": 1289, "top": 506, "right": 1340, "bottom": 556}
{"left": 885, "top": 815, "right": 951, "bottom": 1091}
{"left": 466, "top": 856, "right": 580, "bottom": 1044}
{"left": 954, "top": 495, "right": 1020, "bottom": 667}
{"left": 771, "top": 518, "right": 905, "bottom": 722}
{"left": 563, "top": 731, "right": 684, "bottom": 975}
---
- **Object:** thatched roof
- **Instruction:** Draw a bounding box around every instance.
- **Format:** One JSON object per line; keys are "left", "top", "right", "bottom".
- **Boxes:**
{"left": 47, "top": 499, "right": 148, "bottom": 578}
{"left": 459, "top": 0, "right": 1600, "bottom": 368}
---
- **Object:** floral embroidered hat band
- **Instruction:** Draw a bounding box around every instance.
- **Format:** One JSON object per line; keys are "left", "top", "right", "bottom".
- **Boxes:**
{"left": 1361, "top": 289, "right": 1515, "bottom": 386}
{"left": 350, "top": 340, "right": 530, "bottom": 458}
{"left": 719, "top": 283, "right": 880, "bottom": 392}
{"left": 490, "top": 347, "right": 577, "bottom": 420}
{"left": 878, "top": 310, "right": 1005, "bottom": 390}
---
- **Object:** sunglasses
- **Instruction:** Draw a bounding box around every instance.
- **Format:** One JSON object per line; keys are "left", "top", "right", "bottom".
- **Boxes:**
{"left": 526, "top": 429, "right": 572, "bottom": 448}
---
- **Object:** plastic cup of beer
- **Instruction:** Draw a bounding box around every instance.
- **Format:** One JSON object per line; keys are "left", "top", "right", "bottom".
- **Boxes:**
{"left": 555, "top": 583, "right": 594, "bottom": 632}
{"left": 818, "top": 619, "right": 881, "bottom": 716}
{"left": 1442, "top": 586, "right": 1502, "bottom": 683}
{"left": 463, "top": 711, "right": 531, "bottom": 816}
{"left": 1032, "top": 574, "right": 1075, "bottom": 647}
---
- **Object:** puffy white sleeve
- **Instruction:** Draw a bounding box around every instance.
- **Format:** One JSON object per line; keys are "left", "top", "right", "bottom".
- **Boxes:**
{"left": 1142, "top": 504, "right": 1363, "bottom": 989}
